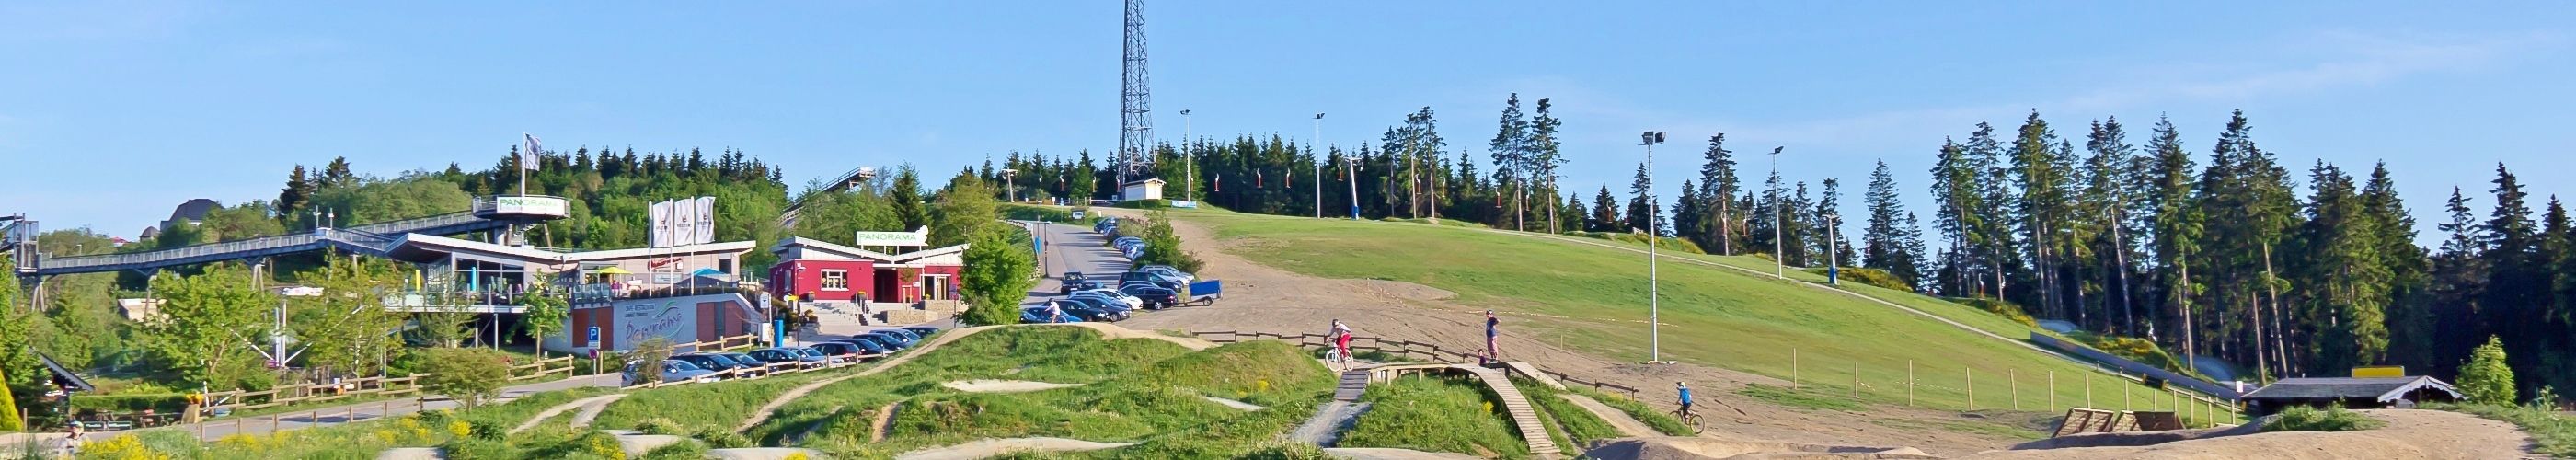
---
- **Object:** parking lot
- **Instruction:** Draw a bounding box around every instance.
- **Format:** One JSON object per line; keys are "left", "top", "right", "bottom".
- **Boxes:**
{"left": 1018, "top": 217, "right": 1220, "bottom": 325}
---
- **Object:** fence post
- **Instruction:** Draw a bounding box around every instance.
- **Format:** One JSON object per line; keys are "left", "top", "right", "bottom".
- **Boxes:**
{"left": 1906, "top": 360, "right": 1915, "bottom": 408}
{"left": 1791, "top": 348, "right": 1799, "bottom": 390}
{"left": 1852, "top": 362, "right": 1860, "bottom": 400}
{"left": 2123, "top": 384, "right": 2132, "bottom": 411}
{"left": 2086, "top": 373, "right": 2094, "bottom": 408}
{"left": 1966, "top": 367, "right": 1974, "bottom": 411}
{"left": 2010, "top": 369, "right": 2018, "bottom": 410}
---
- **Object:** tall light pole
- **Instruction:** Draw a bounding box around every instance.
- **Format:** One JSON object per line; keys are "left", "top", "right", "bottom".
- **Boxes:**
{"left": 1345, "top": 156, "right": 1362, "bottom": 220}
{"left": 1001, "top": 169, "right": 1018, "bottom": 203}
{"left": 1181, "top": 109, "right": 1194, "bottom": 203}
{"left": 1641, "top": 131, "right": 1667, "bottom": 364}
{"left": 1825, "top": 212, "right": 1840, "bottom": 285}
{"left": 1314, "top": 113, "right": 1326, "bottom": 218}
{"left": 1771, "top": 147, "right": 1784, "bottom": 278}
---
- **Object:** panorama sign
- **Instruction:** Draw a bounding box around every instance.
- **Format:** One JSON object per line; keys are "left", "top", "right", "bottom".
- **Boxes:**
{"left": 490, "top": 196, "right": 569, "bottom": 217}
{"left": 853, "top": 226, "right": 930, "bottom": 247}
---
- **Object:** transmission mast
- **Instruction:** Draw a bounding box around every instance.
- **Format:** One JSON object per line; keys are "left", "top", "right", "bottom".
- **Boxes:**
{"left": 1119, "top": 0, "right": 1155, "bottom": 191}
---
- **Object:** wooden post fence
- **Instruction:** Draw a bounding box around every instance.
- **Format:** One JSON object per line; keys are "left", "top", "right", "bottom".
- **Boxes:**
{"left": 1966, "top": 367, "right": 1974, "bottom": 410}
{"left": 1851, "top": 362, "right": 1859, "bottom": 399}
{"left": 1906, "top": 360, "right": 1915, "bottom": 408}
{"left": 2048, "top": 371, "right": 2055, "bottom": 412}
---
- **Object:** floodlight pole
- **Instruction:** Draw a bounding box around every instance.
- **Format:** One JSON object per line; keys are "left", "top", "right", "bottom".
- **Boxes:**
{"left": 1314, "top": 113, "right": 1325, "bottom": 218}
{"left": 1181, "top": 109, "right": 1194, "bottom": 203}
{"left": 1642, "top": 131, "right": 1666, "bottom": 364}
{"left": 1826, "top": 212, "right": 1840, "bottom": 285}
{"left": 1002, "top": 169, "right": 1018, "bottom": 203}
{"left": 1346, "top": 156, "right": 1362, "bottom": 219}
{"left": 1772, "top": 148, "right": 1784, "bottom": 278}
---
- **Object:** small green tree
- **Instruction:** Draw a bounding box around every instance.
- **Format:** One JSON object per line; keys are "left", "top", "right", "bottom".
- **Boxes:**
{"left": 959, "top": 226, "right": 1037, "bottom": 326}
{"left": 0, "top": 366, "right": 20, "bottom": 431}
{"left": 931, "top": 173, "right": 1000, "bottom": 247}
{"left": 627, "top": 338, "right": 675, "bottom": 385}
{"left": 2458, "top": 335, "right": 2516, "bottom": 406}
{"left": 517, "top": 291, "right": 569, "bottom": 360}
{"left": 419, "top": 348, "right": 512, "bottom": 408}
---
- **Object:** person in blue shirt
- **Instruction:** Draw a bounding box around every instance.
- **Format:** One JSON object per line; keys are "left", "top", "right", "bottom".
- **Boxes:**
{"left": 1483, "top": 310, "right": 1501, "bottom": 364}
{"left": 1676, "top": 382, "right": 1695, "bottom": 419}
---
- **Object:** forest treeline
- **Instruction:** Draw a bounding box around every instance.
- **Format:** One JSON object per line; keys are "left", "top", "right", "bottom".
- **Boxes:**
{"left": 990, "top": 97, "right": 2576, "bottom": 403}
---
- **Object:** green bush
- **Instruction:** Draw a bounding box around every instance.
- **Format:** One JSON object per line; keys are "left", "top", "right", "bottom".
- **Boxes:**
{"left": 634, "top": 417, "right": 686, "bottom": 435}
{"left": 1113, "top": 199, "right": 1172, "bottom": 210}
{"left": 693, "top": 425, "right": 752, "bottom": 448}
{"left": 419, "top": 347, "right": 515, "bottom": 408}
{"left": 1001, "top": 204, "right": 1075, "bottom": 223}
{"left": 1806, "top": 267, "right": 1913, "bottom": 292}
{"left": 0, "top": 367, "right": 17, "bottom": 431}
{"left": 2263, "top": 405, "right": 2384, "bottom": 432}
{"left": 2459, "top": 336, "right": 2516, "bottom": 406}
{"left": 1958, "top": 297, "right": 2039, "bottom": 328}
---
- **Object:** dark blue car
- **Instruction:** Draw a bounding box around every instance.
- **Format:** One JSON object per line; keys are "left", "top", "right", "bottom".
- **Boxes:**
{"left": 826, "top": 339, "right": 892, "bottom": 355}
{"left": 1022, "top": 306, "right": 1085, "bottom": 323}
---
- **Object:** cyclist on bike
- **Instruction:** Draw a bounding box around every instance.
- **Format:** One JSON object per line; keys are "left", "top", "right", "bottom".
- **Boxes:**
{"left": 1676, "top": 381, "right": 1694, "bottom": 420}
{"left": 1329, "top": 319, "right": 1353, "bottom": 363}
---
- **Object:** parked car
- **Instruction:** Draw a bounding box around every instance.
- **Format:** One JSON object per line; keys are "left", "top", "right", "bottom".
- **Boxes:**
{"left": 868, "top": 328, "right": 923, "bottom": 344}
{"left": 623, "top": 360, "right": 718, "bottom": 386}
{"left": 826, "top": 338, "right": 893, "bottom": 355}
{"left": 673, "top": 352, "right": 765, "bottom": 378}
{"left": 791, "top": 347, "right": 835, "bottom": 363}
{"left": 1117, "top": 284, "right": 1179, "bottom": 309}
{"left": 809, "top": 341, "right": 873, "bottom": 362}
{"left": 1135, "top": 265, "right": 1195, "bottom": 282}
{"left": 745, "top": 348, "right": 824, "bottom": 368}
{"left": 1060, "top": 271, "right": 1103, "bottom": 294}
{"left": 1022, "top": 305, "right": 1084, "bottom": 323}
{"left": 1121, "top": 270, "right": 1188, "bottom": 285}
{"left": 719, "top": 352, "right": 771, "bottom": 372}
{"left": 846, "top": 333, "right": 909, "bottom": 351}
{"left": 1072, "top": 289, "right": 1144, "bottom": 310}
{"left": 1052, "top": 297, "right": 1130, "bottom": 321}
{"left": 1121, "top": 279, "right": 1182, "bottom": 292}
{"left": 1112, "top": 236, "right": 1144, "bottom": 248}
{"left": 901, "top": 326, "right": 941, "bottom": 337}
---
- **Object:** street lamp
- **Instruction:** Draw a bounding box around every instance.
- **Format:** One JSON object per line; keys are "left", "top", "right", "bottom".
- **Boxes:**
{"left": 1181, "top": 109, "right": 1194, "bottom": 204}
{"left": 1640, "top": 131, "right": 1667, "bottom": 364}
{"left": 1825, "top": 212, "right": 1840, "bottom": 285}
{"left": 1771, "top": 147, "right": 1784, "bottom": 278}
{"left": 1313, "top": 112, "right": 1326, "bottom": 218}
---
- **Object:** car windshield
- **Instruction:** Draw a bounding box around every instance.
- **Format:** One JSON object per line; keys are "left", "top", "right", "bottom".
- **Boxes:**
{"left": 669, "top": 361, "right": 705, "bottom": 371}
{"left": 797, "top": 348, "right": 822, "bottom": 358}
{"left": 723, "top": 353, "right": 756, "bottom": 363}
{"left": 694, "top": 354, "right": 739, "bottom": 366}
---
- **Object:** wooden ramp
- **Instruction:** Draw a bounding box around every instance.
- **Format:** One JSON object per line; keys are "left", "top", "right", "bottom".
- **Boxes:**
{"left": 1336, "top": 370, "right": 1372, "bottom": 402}
{"left": 1495, "top": 362, "right": 1566, "bottom": 390}
{"left": 2052, "top": 408, "right": 2136, "bottom": 437}
{"left": 1348, "top": 363, "right": 1560, "bottom": 456}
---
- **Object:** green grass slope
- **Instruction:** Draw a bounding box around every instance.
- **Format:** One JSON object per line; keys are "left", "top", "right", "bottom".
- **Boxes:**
{"left": 1180, "top": 209, "right": 2225, "bottom": 423}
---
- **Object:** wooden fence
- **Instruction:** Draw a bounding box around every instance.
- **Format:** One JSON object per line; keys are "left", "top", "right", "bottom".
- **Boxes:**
{"left": 1187, "top": 329, "right": 1641, "bottom": 396}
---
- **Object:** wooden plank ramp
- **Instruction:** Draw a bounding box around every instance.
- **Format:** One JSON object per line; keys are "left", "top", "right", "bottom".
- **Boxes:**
{"left": 1463, "top": 366, "right": 1559, "bottom": 455}
{"left": 1335, "top": 370, "right": 1372, "bottom": 402}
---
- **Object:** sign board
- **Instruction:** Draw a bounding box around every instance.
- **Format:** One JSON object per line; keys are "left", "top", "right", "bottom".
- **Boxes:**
{"left": 853, "top": 226, "right": 930, "bottom": 247}
{"left": 1169, "top": 200, "right": 1198, "bottom": 209}
{"left": 491, "top": 196, "right": 569, "bottom": 216}
{"left": 651, "top": 273, "right": 690, "bottom": 284}
{"left": 1071, "top": 210, "right": 1087, "bottom": 219}
{"left": 2352, "top": 365, "right": 2407, "bottom": 378}
{"left": 615, "top": 299, "right": 697, "bottom": 350}
{"left": 586, "top": 326, "right": 600, "bottom": 344}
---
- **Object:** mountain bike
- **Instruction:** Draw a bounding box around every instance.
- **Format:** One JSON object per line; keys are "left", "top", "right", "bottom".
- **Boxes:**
{"left": 1668, "top": 407, "right": 1708, "bottom": 434}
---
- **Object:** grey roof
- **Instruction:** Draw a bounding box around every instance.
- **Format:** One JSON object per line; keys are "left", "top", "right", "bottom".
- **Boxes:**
{"left": 2241, "top": 376, "right": 2461, "bottom": 403}
{"left": 167, "top": 198, "right": 220, "bottom": 223}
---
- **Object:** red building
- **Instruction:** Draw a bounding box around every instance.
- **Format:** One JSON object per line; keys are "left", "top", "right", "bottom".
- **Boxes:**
{"left": 766, "top": 236, "right": 966, "bottom": 305}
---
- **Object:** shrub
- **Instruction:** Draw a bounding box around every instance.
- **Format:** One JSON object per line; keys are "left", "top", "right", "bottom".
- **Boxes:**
{"left": 2263, "top": 405, "right": 2384, "bottom": 432}
{"left": 419, "top": 348, "right": 514, "bottom": 408}
{"left": 634, "top": 417, "right": 686, "bottom": 435}
{"left": 75, "top": 434, "right": 169, "bottom": 460}
{"left": 440, "top": 437, "right": 515, "bottom": 460}
{"left": 692, "top": 426, "right": 751, "bottom": 448}
{"left": 1113, "top": 199, "right": 1172, "bottom": 210}
{"left": 0, "top": 367, "right": 18, "bottom": 431}
{"left": 2460, "top": 336, "right": 2516, "bottom": 406}
{"left": 1000, "top": 204, "right": 1075, "bottom": 223}
{"left": 1805, "top": 267, "right": 1913, "bottom": 292}
{"left": 1959, "top": 297, "right": 2039, "bottom": 328}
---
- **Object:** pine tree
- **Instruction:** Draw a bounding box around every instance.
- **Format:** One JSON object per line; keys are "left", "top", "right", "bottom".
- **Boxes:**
{"left": 1864, "top": 161, "right": 1910, "bottom": 274}
{"left": 2478, "top": 164, "right": 2547, "bottom": 391}
{"left": 321, "top": 156, "right": 357, "bottom": 189}
{"left": 1529, "top": 99, "right": 1567, "bottom": 233}
{"left": 2143, "top": 115, "right": 2204, "bottom": 365}
{"left": 2432, "top": 188, "right": 2490, "bottom": 375}
{"left": 1489, "top": 94, "right": 1529, "bottom": 231}
{"left": 1931, "top": 138, "right": 1984, "bottom": 296}
{"left": 1814, "top": 178, "right": 1851, "bottom": 266}
{"left": 2458, "top": 336, "right": 2517, "bottom": 405}
{"left": 1592, "top": 186, "right": 1623, "bottom": 232}
{"left": 2084, "top": 117, "right": 2142, "bottom": 334}
{"left": 1626, "top": 163, "right": 1661, "bottom": 234}
{"left": 2008, "top": 110, "right": 2073, "bottom": 319}
{"left": 2293, "top": 162, "right": 2390, "bottom": 370}
{"left": 278, "top": 165, "right": 316, "bottom": 223}
{"left": 1698, "top": 134, "right": 1742, "bottom": 255}
{"left": 2361, "top": 163, "right": 2434, "bottom": 372}
{"left": 891, "top": 166, "right": 927, "bottom": 230}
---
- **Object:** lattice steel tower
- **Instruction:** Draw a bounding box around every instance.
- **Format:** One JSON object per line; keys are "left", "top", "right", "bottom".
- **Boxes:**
{"left": 1119, "top": 0, "right": 1155, "bottom": 189}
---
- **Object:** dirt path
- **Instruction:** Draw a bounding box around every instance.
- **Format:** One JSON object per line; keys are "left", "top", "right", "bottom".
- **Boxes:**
{"left": 1287, "top": 401, "right": 1373, "bottom": 446}
{"left": 1560, "top": 394, "right": 1661, "bottom": 438}
{"left": 892, "top": 437, "right": 1140, "bottom": 460}
{"left": 1202, "top": 396, "right": 1265, "bottom": 410}
{"left": 512, "top": 394, "right": 627, "bottom": 433}
{"left": 567, "top": 394, "right": 627, "bottom": 429}
{"left": 1958, "top": 409, "right": 2539, "bottom": 459}
{"left": 1103, "top": 211, "right": 2044, "bottom": 455}
{"left": 870, "top": 402, "right": 902, "bottom": 442}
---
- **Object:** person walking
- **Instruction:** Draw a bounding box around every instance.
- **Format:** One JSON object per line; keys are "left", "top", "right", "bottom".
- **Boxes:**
{"left": 62, "top": 422, "right": 86, "bottom": 457}
{"left": 1483, "top": 310, "right": 1501, "bottom": 364}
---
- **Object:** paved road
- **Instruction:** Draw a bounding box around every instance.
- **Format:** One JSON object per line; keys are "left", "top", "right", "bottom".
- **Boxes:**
{"left": 1022, "top": 220, "right": 1133, "bottom": 306}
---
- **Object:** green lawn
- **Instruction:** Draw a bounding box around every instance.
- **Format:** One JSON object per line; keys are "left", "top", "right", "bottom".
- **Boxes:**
{"left": 1178, "top": 209, "right": 2232, "bottom": 423}
{"left": 1338, "top": 376, "right": 1531, "bottom": 458}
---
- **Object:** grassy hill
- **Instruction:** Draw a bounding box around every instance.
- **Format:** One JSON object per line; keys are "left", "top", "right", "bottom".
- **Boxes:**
{"left": 1174, "top": 208, "right": 2237, "bottom": 425}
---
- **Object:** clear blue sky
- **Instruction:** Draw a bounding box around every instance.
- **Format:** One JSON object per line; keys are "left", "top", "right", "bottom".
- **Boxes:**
{"left": 5, "top": 1, "right": 2570, "bottom": 246}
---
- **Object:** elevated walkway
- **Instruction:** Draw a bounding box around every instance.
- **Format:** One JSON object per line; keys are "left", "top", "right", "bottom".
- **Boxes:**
{"left": 23, "top": 213, "right": 505, "bottom": 277}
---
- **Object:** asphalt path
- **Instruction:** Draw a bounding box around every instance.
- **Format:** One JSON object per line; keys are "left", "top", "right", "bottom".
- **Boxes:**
{"left": 1020, "top": 220, "right": 1133, "bottom": 307}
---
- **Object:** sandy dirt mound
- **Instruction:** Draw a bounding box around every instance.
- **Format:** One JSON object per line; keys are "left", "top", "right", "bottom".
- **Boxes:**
{"left": 2003, "top": 423, "right": 2259, "bottom": 450}
{"left": 942, "top": 379, "right": 1083, "bottom": 393}
{"left": 894, "top": 437, "right": 1140, "bottom": 460}
{"left": 1956, "top": 409, "right": 2537, "bottom": 460}
{"left": 1585, "top": 436, "right": 1937, "bottom": 460}
{"left": 611, "top": 433, "right": 690, "bottom": 457}
{"left": 1103, "top": 212, "right": 2041, "bottom": 455}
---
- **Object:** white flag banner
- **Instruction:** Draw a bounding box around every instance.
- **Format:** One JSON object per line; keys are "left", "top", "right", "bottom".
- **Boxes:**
{"left": 694, "top": 196, "right": 717, "bottom": 244}
{"left": 521, "top": 134, "right": 542, "bottom": 171}
{"left": 672, "top": 200, "right": 697, "bottom": 247}
{"left": 648, "top": 201, "right": 669, "bottom": 247}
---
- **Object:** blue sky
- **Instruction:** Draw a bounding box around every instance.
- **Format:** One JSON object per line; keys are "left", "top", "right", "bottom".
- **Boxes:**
{"left": 5, "top": 1, "right": 2570, "bottom": 245}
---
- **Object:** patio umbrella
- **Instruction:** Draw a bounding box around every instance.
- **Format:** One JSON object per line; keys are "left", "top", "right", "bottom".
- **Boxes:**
{"left": 592, "top": 266, "right": 633, "bottom": 274}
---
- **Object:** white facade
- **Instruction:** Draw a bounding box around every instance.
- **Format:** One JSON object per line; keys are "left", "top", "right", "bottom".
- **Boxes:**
{"left": 1121, "top": 178, "right": 1166, "bottom": 201}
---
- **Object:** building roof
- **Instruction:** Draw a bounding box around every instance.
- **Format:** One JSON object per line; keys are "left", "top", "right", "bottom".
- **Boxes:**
{"left": 1122, "top": 178, "right": 1166, "bottom": 186}
{"left": 40, "top": 352, "right": 94, "bottom": 393}
{"left": 771, "top": 236, "right": 967, "bottom": 264}
{"left": 2240, "top": 376, "right": 2462, "bottom": 403}
{"left": 385, "top": 233, "right": 755, "bottom": 265}
{"left": 167, "top": 198, "right": 220, "bottom": 223}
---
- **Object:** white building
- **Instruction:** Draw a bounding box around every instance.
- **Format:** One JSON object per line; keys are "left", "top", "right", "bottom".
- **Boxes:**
{"left": 1121, "top": 178, "right": 1166, "bottom": 201}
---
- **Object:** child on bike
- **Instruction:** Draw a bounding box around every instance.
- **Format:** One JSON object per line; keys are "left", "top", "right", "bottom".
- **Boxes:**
{"left": 1676, "top": 381, "right": 1694, "bottom": 419}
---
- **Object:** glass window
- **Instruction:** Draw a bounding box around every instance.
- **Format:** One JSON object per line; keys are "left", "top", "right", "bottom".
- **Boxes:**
{"left": 821, "top": 270, "right": 849, "bottom": 291}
